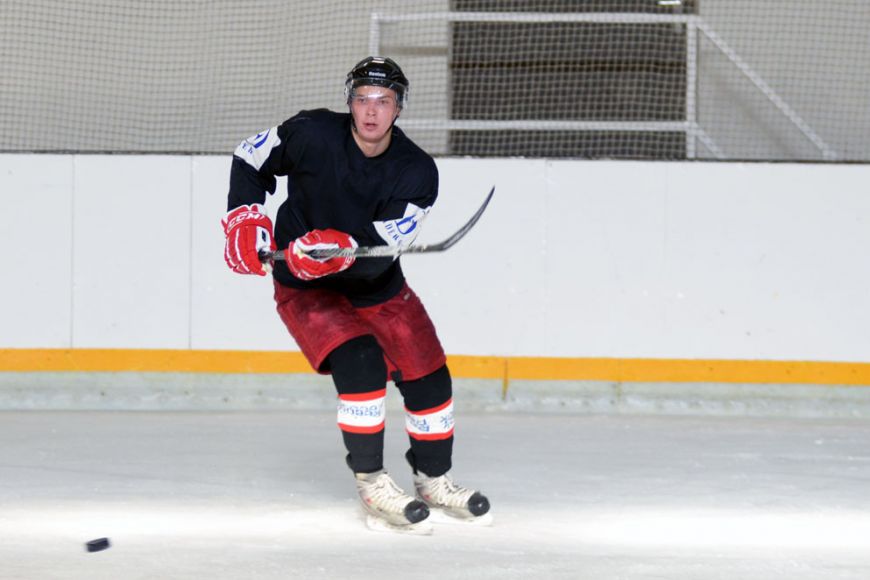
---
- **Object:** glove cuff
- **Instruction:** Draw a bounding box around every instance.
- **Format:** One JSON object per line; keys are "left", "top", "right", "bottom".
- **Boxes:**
{"left": 222, "top": 203, "right": 270, "bottom": 235}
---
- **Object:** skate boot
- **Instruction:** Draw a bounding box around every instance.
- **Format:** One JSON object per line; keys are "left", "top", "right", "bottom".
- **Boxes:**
{"left": 354, "top": 469, "right": 432, "bottom": 534}
{"left": 412, "top": 469, "right": 493, "bottom": 526}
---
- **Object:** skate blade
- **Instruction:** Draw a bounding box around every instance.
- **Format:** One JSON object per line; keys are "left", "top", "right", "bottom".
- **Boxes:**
{"left": 428, "top": 508, "right": 494, "bottom": 527}
{"left": 365, "top": 514, "right": 434, "bottom": 535}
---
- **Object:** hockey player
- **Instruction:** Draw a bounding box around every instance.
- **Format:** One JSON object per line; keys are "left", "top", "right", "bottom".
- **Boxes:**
{"left": 222, "top": 56, "right": 491, "bottom": 532}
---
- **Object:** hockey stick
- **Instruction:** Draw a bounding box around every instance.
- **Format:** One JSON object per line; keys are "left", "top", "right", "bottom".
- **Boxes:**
{"left": 259, "top": 185, "right": 494, "bottom": 262}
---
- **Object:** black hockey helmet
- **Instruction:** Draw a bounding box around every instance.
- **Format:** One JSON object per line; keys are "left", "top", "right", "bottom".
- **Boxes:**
{"left": 345, "top": 56, "right": 409, "bottom": 108}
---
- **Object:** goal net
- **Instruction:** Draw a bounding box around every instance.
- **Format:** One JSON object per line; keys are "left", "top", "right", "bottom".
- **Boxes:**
{"left": 2, "top": 0, "right": 868, "bottom": 161}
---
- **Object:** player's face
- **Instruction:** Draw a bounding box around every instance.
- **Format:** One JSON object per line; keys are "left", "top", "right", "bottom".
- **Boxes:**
{"left": 350, "top": 85, "right": 399, "bottom": 146}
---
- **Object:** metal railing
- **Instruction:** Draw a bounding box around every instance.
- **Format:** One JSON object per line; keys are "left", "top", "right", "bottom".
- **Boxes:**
{"left": 369, "top": 11, "right": 837, "bottom": 160}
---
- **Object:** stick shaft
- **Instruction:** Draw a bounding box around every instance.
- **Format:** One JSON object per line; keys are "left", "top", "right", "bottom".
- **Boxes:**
{"left": 259, "top": 185, "right": 494, "bottom": 262}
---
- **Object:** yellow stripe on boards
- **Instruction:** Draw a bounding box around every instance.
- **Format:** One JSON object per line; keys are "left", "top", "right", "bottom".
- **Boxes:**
{"left": 507, "top": 357, "right": 870, "bottom": 386}
{"left": 1, "top": 349, "right": 870, "bottom": 386}
{"left": 0, "top": 349, "right": 312, "bottom": 374}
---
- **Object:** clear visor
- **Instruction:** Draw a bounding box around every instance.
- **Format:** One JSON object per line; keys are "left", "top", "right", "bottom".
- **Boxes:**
{"left": 345, "top": 79, "right": 408, "bottom": 107}
{"left": 348, "top": 91, "right": 398, "bottom": 110}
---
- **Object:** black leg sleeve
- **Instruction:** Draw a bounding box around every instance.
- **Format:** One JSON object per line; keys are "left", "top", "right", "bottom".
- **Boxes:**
{"left": 328, "top": 335, "right": 387, "bottom": 474}
{"left": 397, "top": 365, "right": 454, "bottom": 477}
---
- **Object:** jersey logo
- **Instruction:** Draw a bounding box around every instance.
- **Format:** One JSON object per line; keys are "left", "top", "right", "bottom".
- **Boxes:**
{"left": 252, "top": 130, "right": 271, "bottom": 148}
{"left": 373, "top": 202, "right": 431, "bottom": 248}
{"left": 234, "top": 127, "right": 281, "bottom": 171}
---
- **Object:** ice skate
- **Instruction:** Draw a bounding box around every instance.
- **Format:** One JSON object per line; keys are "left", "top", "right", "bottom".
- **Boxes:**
{"left": 354, "top": 469, "right": 433, "bottom": 535}
{"left": 412, "top": 470, "right": 493, "bottom": 526}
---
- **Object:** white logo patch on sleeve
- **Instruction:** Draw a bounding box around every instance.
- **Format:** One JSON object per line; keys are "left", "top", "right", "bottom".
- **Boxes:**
{"left": 405, "top": 399, "right": 454, "bottom": 441}
{"left": 234, "top": 127, "right": 281, "bottom": 171}
{"left": 373, "top": 202, "right": 431, "bottom": 248}
{"left": 337, "top": 389, "right": 386, "bottom": 434}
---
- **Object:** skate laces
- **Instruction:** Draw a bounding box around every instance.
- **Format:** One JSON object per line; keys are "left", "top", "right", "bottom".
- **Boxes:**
{"left": 419, "top": 473, "right": 476, "bottom": 509}
{"left": 359, "top": 472, "right": 414, "bottom": 513}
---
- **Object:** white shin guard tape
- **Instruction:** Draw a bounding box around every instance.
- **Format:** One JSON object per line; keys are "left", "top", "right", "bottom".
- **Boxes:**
{"left": 337, "top": 389, "right": 386, "bottom": 434}
{"left": 405, "top": 399, "right": 455, "bottom": 441}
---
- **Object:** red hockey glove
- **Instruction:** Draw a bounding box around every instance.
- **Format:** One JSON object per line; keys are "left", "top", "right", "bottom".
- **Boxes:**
{"left": 285, "top": 229, "right": 357, "bottom": 281}
{"left": 222, "top": 204, "right": 276, "bottom": 276}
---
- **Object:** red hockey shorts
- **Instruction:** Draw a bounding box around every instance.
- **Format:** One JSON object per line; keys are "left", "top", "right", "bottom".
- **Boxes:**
{"left": 273, "top": 281, "right": 447, "bottom": 383}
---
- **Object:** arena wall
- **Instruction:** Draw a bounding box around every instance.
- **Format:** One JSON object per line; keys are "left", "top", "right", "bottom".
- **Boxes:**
{"left": 2, "top": 155, "right": 870, "bottom": 414}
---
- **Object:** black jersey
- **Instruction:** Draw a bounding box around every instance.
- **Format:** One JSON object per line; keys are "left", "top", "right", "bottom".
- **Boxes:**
{"left": 228, "top": 109, "right": 438, "bottom": 306}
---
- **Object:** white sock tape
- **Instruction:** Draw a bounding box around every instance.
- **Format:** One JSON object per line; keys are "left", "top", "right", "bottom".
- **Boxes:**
{"left": 337, "top": 389, "right": 386, "bottom": 434}
{"left": 405, "top": 399, "right": 454, "bottom": 441}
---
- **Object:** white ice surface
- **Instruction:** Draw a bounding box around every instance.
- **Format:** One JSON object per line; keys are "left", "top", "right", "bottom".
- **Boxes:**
{"left": 2, "top": 408, "right": 870, "bottom": 579}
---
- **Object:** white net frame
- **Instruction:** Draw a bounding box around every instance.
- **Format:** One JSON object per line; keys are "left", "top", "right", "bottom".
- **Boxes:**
{"left": 376, "top": 10, "right": 841, "bottom": 160}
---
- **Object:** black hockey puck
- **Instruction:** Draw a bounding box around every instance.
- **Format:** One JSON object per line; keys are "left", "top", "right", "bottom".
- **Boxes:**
{"left": 85, "top": 538, "right": 111, "bottom": 552}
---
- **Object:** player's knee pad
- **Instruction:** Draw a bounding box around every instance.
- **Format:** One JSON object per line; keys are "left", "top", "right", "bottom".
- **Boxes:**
{"left": 398, "top": 365, "right": 454, "bottom": 442}
{"left": 328, "top": 335, "right": 387, "bottom": 394}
